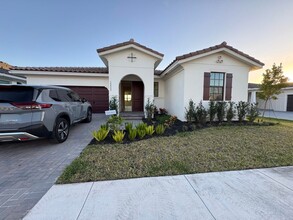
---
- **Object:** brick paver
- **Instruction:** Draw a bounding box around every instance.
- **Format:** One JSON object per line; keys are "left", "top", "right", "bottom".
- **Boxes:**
{"left": 0, "top": 114, "right": 105, "bottom": 220}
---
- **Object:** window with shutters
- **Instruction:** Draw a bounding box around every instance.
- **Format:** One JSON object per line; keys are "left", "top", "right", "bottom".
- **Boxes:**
{"left": 209, "top": 72, "right": 225, "bottom": 101}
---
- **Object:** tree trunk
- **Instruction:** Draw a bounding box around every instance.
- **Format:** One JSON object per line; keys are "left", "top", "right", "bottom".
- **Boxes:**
{"left": 262, "top": 99, "right": 268, "bottom": 117}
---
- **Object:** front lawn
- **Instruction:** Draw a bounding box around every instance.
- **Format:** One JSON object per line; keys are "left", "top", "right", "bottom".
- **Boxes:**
{"left": 57, "top": 118, "right": 293, "bottom": 184}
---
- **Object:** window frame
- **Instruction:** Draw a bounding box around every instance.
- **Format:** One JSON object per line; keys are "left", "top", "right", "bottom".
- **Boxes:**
{"left": 209, "top": 72, "right": 225, "bottom": 101}
{"left": 154, "top": 82, "right": 159, "bottom": 97}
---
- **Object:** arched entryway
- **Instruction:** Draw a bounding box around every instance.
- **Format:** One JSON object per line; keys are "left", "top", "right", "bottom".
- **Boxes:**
{"left": 119, "top": 74, "right": 144, "bottom": 112}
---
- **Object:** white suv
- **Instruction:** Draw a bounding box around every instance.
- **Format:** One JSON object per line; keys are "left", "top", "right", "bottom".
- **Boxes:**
{"left": 0, "top": 85, "right": 92, "bottom": 143}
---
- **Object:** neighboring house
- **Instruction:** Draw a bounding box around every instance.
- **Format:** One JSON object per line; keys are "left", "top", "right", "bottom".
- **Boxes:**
{"left": 0, "top": 61, "right": 26, "bottom": 84}
{"left": 248, "top": 83, "right": 293, "bottom": 112}
{"left": 9, "top": 39, "right": 264, "bottom": 120}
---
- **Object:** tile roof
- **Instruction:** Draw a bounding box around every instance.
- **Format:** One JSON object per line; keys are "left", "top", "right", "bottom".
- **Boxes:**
{"left": 10, "top": 66, "right": 109, "bottom": 74}
{"left": 160, "top": 42, "right": 264, "bottom": 75}
{"left": 97, "top": 39, "right": 164, "bottom": 57}
{"left": 248, "top": 82, "right": 293, "bottom": 89}
{"left": 10, "top": 66, "right": 163, "bottom": 76}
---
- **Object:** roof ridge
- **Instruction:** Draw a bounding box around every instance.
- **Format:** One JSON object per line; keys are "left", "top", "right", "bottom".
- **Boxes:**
{"left": 97, "top": 39, "right": 164, "bottom": 57}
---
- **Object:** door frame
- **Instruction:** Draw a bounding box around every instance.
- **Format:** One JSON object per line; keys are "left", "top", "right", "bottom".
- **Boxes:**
{"left": 120, "top": 81, "right": 144, "bottom": 112}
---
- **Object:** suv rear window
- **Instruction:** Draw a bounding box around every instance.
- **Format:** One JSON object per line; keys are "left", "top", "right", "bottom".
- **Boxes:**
{"left": 0, "top": 86, "right": 34, "bottom": 103}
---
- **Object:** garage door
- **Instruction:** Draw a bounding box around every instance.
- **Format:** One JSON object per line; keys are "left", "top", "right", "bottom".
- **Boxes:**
{"left": 287, "top": 95, "right": 293, "bottom": 111}
{"left": 65, "top": 86, "right": 109, "bottom": 113}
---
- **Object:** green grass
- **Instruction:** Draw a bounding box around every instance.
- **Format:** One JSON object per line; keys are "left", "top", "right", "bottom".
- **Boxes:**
{"left": 57, "top": 119, "right": 293, "bottom": 184}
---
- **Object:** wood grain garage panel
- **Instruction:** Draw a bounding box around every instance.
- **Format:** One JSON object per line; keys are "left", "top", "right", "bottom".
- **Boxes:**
{"left": 65, "top": 86, "right": 109, "bottom": 113}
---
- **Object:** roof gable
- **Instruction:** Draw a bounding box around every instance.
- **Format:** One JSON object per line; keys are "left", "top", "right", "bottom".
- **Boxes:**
{"left": 97, "top": 39, "right": 164, "bottom": 68}
{"left": 161, "top": 42, "right": 264, "bottom": 75}
{"left": 97, "top": 39, "right": 164, "bottom": 57}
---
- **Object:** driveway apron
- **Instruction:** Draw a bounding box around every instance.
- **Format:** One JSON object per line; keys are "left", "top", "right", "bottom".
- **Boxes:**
{"left": 0, "top": 114, "right": 106, "bottom": 220}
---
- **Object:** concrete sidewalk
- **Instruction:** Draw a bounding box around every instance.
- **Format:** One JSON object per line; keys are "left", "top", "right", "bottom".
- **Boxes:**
{"left": 24, "top": 166, "right": 293, "bottom": 220}
{"left": 261, "top": 110, "right": 293, "bottom": 121}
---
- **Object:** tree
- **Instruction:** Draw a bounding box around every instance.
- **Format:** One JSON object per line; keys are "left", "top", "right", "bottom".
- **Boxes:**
{"left": 257, "top": 64, "right": 288, "bottom": 116}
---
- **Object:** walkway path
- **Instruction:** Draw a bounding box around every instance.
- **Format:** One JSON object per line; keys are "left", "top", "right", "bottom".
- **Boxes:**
{"left": 24, "top": 166, "right": 293, "bottom": 220}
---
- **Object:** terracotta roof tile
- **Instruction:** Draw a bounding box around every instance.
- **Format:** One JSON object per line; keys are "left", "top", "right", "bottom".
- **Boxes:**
{"left": 10, "top": 66, "right": 109, "bottom": 74}
{"left": 10, "top": 66, "right": 162, "bottom": 76}
{"left": 97, "top": 39, "right": 164, "bottom": 57}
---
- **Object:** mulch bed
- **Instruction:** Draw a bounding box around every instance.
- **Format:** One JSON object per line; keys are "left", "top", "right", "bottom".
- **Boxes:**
{"left": 89, "top": 115, "right": 276, "bottom": 145}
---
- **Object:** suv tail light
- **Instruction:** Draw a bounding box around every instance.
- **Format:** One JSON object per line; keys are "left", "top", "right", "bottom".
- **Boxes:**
{"left": 11, "top": 102, "right": 52, "bottom": 110}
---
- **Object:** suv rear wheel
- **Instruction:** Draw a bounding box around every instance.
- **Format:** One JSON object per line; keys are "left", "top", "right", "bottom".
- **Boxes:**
{"left": 52, "top": 117, "right": 70, "bottom": 143}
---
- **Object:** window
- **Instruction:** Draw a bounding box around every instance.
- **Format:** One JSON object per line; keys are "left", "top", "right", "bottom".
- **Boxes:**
{"left": 0, "top": 86, "right": 34, "bottom": 102}
{"left": 154, "top": 82, "right": 159, "bottom": 97}
{"left": 68, "top": 91, "right": 81, "bottom": 102}
{"left": 209, "top": 72, "right": 224, "bottom": 101}
{"left": 49, "top": 89, "right": 61, "bottom": 102}
{"left": 56, "top": 89, "right": 72, "bottom": 102}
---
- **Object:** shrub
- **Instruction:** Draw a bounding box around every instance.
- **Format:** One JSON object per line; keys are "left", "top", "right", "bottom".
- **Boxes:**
{"left": 145, "top": 125, "right": 155, "bottom": 136}
{"left": 137, "top": 128, "right": 146, "bottom": 139}
{"left": 185, "top": 99, "right": 196, "bottom": 122}
{"left": 196, "top": 101, "right": 207, "bottom": 125}
{"left": 159, "top": 108, "right": 168, "bottom": 115}
{"left": 145, "top": 98, "right": 156, "bottom": 121}
{"left": 216, "top": 101, "right": 227, "bottom": 123}
{"left": 107, "top": 115, "right": 124, "bottom": 131}
{"left": 226, "top": 102, "right": 235, "bottom": 123}
{"left": 237, "top": 101, "right": 249, "bottom": 122}
{"left": 128, "top": 128, "right": 137, "bottom": 141}
{"left": 112, "top": 130, "right": 125, "bottom": 143}
{"left": 156, "top": 114, "right": 171, "bottom": 124}
{"left": 190, "top": 124, "right": 197, "bottom": 131}
{"left": 155, "top": 124, "right": 165, "bottom": 135}
{"left": 164, "top": 116, "right": 177, "bottom": 128}
{"left": 125, "top": 122, "right": 133, "bottom": 133}
{"left": 109, "top": 96, "right": 119, "bottom": 113}
{"left": 92, "top": 127, "right": 109, "bottom": 142}
{"left": 100, "top": 124, "right": 108, "bottom": 130}
{"left": 136, "top": 122, "right": 147, "bottom": 131}
{"left": 208, "top": 100, "right": 217, "bottom": 123}
{"left": 247, "top": 103, "right": 260, "bottom": 123}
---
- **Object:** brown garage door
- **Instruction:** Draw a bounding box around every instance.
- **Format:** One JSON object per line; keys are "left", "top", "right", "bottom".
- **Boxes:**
{"left": 65, "top": 86, "right": 109, "bottom": 113}
{"left": 287, "top": 95, "right": 293, "bottom": 111}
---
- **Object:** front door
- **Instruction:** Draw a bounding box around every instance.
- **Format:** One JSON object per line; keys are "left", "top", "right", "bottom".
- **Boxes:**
{"left": 132, "top": 81, "right": 144, "bottom": 111}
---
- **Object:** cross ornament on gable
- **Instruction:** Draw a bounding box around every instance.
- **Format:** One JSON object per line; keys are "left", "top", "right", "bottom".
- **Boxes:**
{"left": 127, "top": 53, "right": 137, "bottom": 62}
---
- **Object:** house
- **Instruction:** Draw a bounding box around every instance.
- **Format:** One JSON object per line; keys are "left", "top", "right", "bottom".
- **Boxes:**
{"left": 248, "top": 83, "right": 293, "bottom": 112}
{"left": 0, "top": 61, "right": 26, "bottom": 84}
{"left": 9, "top": 39, "right": 264, "bottom": 120}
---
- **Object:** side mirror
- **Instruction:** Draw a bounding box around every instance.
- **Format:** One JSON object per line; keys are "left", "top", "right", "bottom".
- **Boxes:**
{"left": 81, "top": 98, "right": 87, "bottom": 103}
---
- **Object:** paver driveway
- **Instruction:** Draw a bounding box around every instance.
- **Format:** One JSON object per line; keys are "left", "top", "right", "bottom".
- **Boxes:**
{"left": 0, "top": 114, "right": 106, "bottom": 220}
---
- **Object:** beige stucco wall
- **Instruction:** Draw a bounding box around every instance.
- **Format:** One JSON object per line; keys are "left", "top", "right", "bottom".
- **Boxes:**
{"left": 164, "top": 69, "right": 185, "bottom": 120}
{"left": 163, "top": 52, "right": 252, "bottom": 120}
{"left": 104, "top": 48, "right": 158, "bottom": 112}
{"left": 182, "top": 52, "right": 250, "bottom": 108}
{"left": 25, "top": 74, "right": 109, "bottom": 88}
{"left": 256, "top": 89, "right": 293, "bottom": 111}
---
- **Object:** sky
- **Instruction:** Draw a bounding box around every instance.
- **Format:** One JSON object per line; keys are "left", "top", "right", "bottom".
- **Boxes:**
{"left": 1, "top": 0, "right": 293, "bottom": 83}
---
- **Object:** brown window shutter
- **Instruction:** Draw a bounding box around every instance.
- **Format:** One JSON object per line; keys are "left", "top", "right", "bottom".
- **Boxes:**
{"left": 203, "top": 72, "right": 210, "bottom": 100}
{"left": 225, "top": 73, "right": 233, "bottom": 100}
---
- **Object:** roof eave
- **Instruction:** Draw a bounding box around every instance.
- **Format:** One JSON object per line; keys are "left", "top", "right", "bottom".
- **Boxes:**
{"left": 98, "top": 44, "right": 163, "bottom": 59}
{"left": 175, "top": 47, "right": 264, "bottom": 70}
